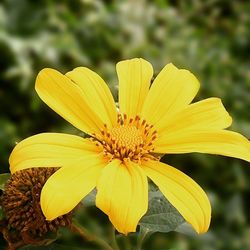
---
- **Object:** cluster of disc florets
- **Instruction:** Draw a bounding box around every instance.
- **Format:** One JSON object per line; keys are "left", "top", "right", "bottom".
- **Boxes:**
{"left": 94, "top": 114, "right": 158, "bottom": 163}
{"left": 1, "top": 168, "right": 72, "bottom": 248}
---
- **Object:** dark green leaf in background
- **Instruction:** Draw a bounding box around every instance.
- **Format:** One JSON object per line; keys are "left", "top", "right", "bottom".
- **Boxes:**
{"left": 0, "top": 173, "right": 10, "bottom": 190}
{"left": 0, "top": 206, "right": 4, "bottom": 220}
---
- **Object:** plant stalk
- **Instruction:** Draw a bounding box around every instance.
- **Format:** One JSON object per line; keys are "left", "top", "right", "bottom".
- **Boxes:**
{"left": 70, "top": 222, "right": 114, "bottom": 250}
{"left": 110, "top": 226, "right": 120, "bottom": 250}
{"left": 135, "top": 229, "right": 149, "bottom": 250}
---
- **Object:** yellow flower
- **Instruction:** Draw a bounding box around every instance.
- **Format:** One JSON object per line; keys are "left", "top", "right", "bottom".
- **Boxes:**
{"left": 9, "top": 59, "right": 250, "bottom": 235}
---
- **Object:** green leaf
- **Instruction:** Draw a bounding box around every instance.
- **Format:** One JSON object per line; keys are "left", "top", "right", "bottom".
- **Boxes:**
{"left": 175, "top": 222, "right": 197, "bottom": 236}
{"left": 0, "top": 173, "right": 10, "bottom": 190}
{"left": 0, "top": 206, "right": 5, "bottom": 220}
{"left": 81, "top": 188, "right": 96, "bottom": 207}
{"left": 139, "top": 189, "right": 185, "bottom": 233}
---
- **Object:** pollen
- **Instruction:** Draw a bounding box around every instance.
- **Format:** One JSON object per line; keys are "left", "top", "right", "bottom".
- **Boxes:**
{"left": 94, "top": 114, "right": 158, "bottom": 163}
{"left": 110, "top": 126, "right": 143, "bottom": 149}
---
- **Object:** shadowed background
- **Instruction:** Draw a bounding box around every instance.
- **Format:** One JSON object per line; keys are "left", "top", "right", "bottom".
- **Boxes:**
{"left": 1, "top": 0, "right": 250, "bottom": 249}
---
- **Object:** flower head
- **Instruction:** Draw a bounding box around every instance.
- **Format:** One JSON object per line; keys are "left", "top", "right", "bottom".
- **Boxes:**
{"left": 9, "top": 59, "right": 250, "bottom": 234}
{"left": 1, "top": 168, "right": 72, "bottom": 247}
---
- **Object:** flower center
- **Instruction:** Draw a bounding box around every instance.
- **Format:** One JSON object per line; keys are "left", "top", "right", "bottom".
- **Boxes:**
{"left": 94, "top": 114, "right": 158, "bottom": 163}
{"left": 110, "top": 126, "right": 143, "bottom": 149}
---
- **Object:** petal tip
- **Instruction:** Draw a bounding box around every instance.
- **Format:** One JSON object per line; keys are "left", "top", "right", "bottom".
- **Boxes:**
{"left": 36, "top": 68, "right": 58, "bottom": 79}
{"left": 116, "top": 58, "right": 152, "bottom": 68}
{"left": 35, "top": 68, "right": 56, "bottom": 91}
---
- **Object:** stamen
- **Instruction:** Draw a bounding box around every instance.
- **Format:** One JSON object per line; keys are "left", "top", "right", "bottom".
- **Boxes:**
{"left": 93, "top": 114, "right": 158, "bottom": 163}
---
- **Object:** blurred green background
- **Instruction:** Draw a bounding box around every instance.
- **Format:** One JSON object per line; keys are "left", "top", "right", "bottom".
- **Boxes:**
{"left": 1, "top": 0, "right": 250, "bottom": 249}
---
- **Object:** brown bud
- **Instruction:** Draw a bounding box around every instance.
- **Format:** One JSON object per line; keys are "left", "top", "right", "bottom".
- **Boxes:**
{"left": 1, "top": 168, "right": 72, "bottom": 249}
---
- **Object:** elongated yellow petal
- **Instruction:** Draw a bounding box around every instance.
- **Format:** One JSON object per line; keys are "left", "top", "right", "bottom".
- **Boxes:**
{"left": 156, "top": 98, "right": 232, "bottom": 134}
{"left": 66, "top": 67, "right": 117, "bottom": 129}
{"left": 143, "top": 160, "right": 211, "bottom": 234}
{"left": 9, "top": 133, "right": 101, "bottom": 173}
{"left": 41, "top": 156, "right": 105, "bottom": 220}
{"left": 35, "top": 69, "right": 106, "bottom": 135}
{"left": 155, "top": 130, "right": 250, "bottom": 162}
{"left": 141, "top": 63, "right": 200, "bottom": 125}
{"left": 117, "top": 58, "right": 153, "bottom": 119}
{"left": 96, "top": 160, "right": 148, "bottom": 234}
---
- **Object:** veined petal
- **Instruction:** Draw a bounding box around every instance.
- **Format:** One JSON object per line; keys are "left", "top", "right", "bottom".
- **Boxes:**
{"left": 155, "top": 130, "right": 250, "bottom": 162}
{"left": 35, "top": 68, "right": 107, "bottom": 135}
{"left": 141, "top": 63, "right": 200, "bottom": 125}
{"left": 9, "top": 133, "right": 101, "bottom": 173}
{"left": 96, "top": 160, "right": 148, "bottom": 234}
{"left": 66, "top": 67, "right": 117, "bottom": 129}
{"left": 41, "top": 156, "right": 105, "bottom": 220}
{"left": 156, "top": 98, "right": 232, "bottom": 135}
{"left": 143, "top": 160, "right": 211, "bottom": 234}
{"left": 117, "top": 58, "right": 153, "bottom": 119}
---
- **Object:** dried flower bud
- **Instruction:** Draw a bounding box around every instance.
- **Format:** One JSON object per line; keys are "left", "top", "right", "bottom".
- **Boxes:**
{"left": 1, "top": 168, "right": 72, "bottom": 249}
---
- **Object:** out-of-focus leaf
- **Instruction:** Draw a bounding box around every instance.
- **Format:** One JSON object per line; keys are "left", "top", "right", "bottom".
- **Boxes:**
{"left": 139, "top": 189, "right": 185, "bottom": 233}
{"left": 81, "top": 189, "right": 97, "bottom": 207}
{"left": 0, "top": 173, "right": 10, "bottom": 190}
{"left": 0, "top": 206, "right": 4, "bottom": 220}
{"left": 19, "top": 243, "right": 86, "bottom": 250}
{"left": 18, "top": 232, "right": 59, "bottom": 250}
{"left": 225, "top": 193, "right": 245, "bottom": 225}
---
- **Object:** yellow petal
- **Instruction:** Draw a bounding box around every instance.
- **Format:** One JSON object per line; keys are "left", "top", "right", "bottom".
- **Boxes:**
{"left": 66, "top": 67, "right": 117, "bottom": 129}
{"left": 141, "top": 63, "right": 200, "bottom": 125}
{"left": 96, "top": 160, "right": 148, "bottom": 234}
{"left": 117, "top": 58, "right": 153, "bottom": 119}
{"left": 155, "top": 130, "right": 250, "bottom": 162}
{"left": 155, "top": 98, "right": 232, "bottom": 134}
{"left": 41, "top": 156, "right": 105, "bottom": 220}
{"left": 143, "top": 160, "right": 211, "bottom": 234}
{"left": 9, "top": 133, "right": 101, "bottom": 173}
{"left": 35, "top": 68, "right": 107, "bottom": 135}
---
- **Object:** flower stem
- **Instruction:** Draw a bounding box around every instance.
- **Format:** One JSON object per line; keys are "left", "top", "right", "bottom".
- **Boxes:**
{"left": 135, "top": 229, "right": 150, "bottom": 250}
{"left": 110, "top": 226, "right": 120, "bottom": 250}
{"left": 70, "top": 223, "right": 114, "bottom": 250}
{"left": 122, "top": 235, "right": 131, "bottom": 250}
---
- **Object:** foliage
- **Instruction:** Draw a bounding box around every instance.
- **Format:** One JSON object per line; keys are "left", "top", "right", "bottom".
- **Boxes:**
{"left": 0, "top": 173, "right": 10, "bottom": 190}
{"left": 1, "top": 0, "right": 250, "bottom": 249}
{"left": 139, "top": 188, "right": 185, "bottom": 233}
